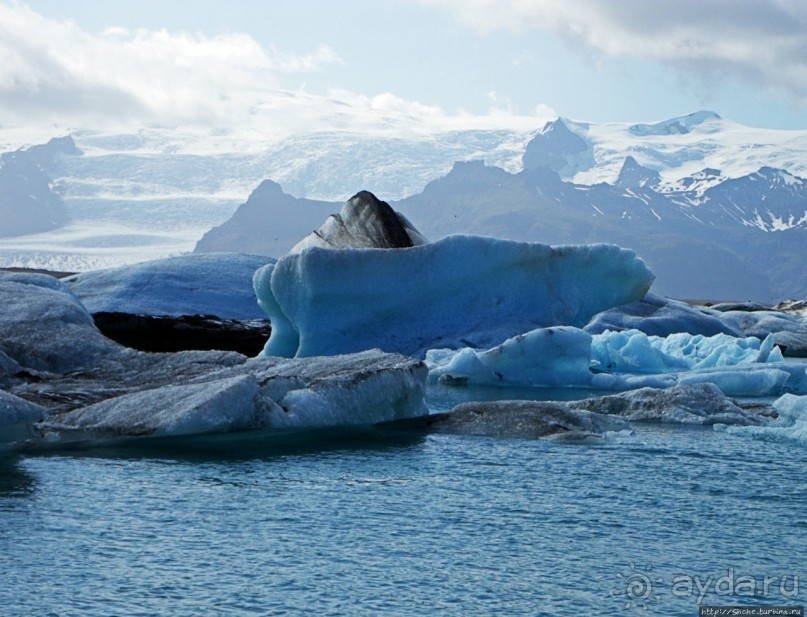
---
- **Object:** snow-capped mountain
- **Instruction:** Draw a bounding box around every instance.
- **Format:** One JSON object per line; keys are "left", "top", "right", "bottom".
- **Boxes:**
{"left": 192, "top": 120, "right": 807, "bottom": 302}
{"left": 0, "top": 110, "right": 805, "bottom": 301}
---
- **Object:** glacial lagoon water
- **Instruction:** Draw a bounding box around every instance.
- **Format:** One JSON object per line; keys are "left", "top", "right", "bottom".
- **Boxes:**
{"left": 2, "top": 384, "right": 806, "bottom": 616}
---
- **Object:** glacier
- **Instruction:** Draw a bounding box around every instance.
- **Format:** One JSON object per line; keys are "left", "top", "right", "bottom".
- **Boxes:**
{"left": 254, "top": 236, "right": 654, "bottom": 358}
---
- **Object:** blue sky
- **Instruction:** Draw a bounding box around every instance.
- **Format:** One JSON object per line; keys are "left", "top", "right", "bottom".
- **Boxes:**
{"left": 3, "top": 0, "right": 806, "bottom": 133}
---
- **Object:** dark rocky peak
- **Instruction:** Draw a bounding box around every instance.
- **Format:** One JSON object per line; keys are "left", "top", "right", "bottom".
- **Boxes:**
{"left": 439, "top": 160, "right": 512, "bottom": 188}
{"left": 247, "top": 179, "right": 287, "bottom": 202}
{"left": 751, "top": 166, "right": 805, "bottom": 187}
{"left": 615, "top": 156, "right": 662, "bottom": 190}
{"left": 289, "top": 190, "right": 428, "bottom": 254}
{"left": 522, "top": 118, "right": 594, "bottom": 177}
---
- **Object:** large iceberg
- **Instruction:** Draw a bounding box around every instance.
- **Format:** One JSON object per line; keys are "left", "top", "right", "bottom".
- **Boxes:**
{"left": 1, "top": 272, "right": 428, "bottom": 445}
{"left": 255, "top": 236, "right": 654, "bottom": 358}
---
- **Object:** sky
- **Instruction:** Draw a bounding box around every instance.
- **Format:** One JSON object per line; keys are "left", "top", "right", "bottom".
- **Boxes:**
{"left": 2, "top": 0, "right": 807, "bottom": 139}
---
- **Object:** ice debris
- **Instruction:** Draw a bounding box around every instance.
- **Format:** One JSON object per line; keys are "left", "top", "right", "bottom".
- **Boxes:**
{"left": 426, "top": 326, "right": 807, "bottom": 397}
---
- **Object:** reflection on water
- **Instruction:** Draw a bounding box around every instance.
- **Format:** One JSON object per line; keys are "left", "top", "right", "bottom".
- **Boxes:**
{"left": 0, "top": 456, "right": 36, "bottom": 497}
{"left": 15, "top": 424, "right": 429, "bottom": 464}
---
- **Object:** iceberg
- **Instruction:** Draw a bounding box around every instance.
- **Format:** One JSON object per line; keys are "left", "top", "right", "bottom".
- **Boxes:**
{"left": 41, "top": 375, "right": 270, "bottom": 439}
{"left": 67, "top": 253, "right": 274, "bottom": 319}
{"left": 590, "top": 330, "right": 782, "bottom": 374}
{"left": 255, "top": 236, "right": 654, "bottom": 358}
{"left": 426, "top": 326, "right": 807, "bottom": 397}
{"left": 0, "top": 391, "right": 48, "bottom": 444}
{"left": 571, "top": 383, "right": 766, "bottom": 425}
{"left": 427, "top": 327, "right": 594, "bottom": 387}
{"left": 0, "top": 272, "right": 123, "bottom": 373}
{"left": 715, "top": 394, "right": 807, "bottom": 446}
{"left": 38, "top": 351, "right": 428, "bottom": 439}
{"left": 383, "top": 384, "right": 767, "bottom": 439}
{"left": 585, "top": 293, "right": 738, "bottom": 337}
{"left": 384, "top": 400, "right": 630, "bottom": 440}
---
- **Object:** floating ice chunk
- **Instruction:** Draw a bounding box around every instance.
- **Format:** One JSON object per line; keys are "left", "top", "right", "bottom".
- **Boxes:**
{"left": 590, "top": 329, "right": 780, "bottom": 374}
{"left": 67, "top": 253, "right": 274, "bottom": 319}
{"left": 40, "top": 376, "right": 271, "bottom": 439}
{"left": 0, "top": 391, "right": 48, "bottom": 444}
{"left": 675, "top": 366, "right": 793, "bottom": 397}
{"left": 720, "top": 309, "right": 804, "bottom": 339}
{"left": 384, "top": 400, "right": 629, "bottom": 440}
{"left": 572, "top": 384, "right": 766, "bottom": 425}
{"left": 32, "top": 350, "right": 428, "bottom": 440}
{"left": 256, "top": 236, "right": 654, "bottom": 358}
{"left": 716, "top": 394, "right": 807, "bottom": 446}
{"left": 585, "top": 293, "right": 739, "bottom": 337}
{"left": 591, "top": 330, "right": 690, "bottom": 374}
{"left": 429, "top": 325, "right": 807, "bottom": 397}
{"left": 715, "top": 309, "right": 807, "bottom": 357}
{"left": 426, "top": 326, "right": 593, "bottom": 387}
{"left": 244, "top": 351, "right": 429, "bottom": 428}
{"left": 0, "top": 272, "right": 123, "bottom": 373}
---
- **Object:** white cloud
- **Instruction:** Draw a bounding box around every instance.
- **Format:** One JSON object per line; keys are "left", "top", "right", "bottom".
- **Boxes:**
{"left": 0, "top": 1, "right": 556, "bottom": 139}
{"left": 0, "top": 1, "right": 344, "bottom": 129}
{"left": 421, "top": 0, "right": 807, "bottom": 102}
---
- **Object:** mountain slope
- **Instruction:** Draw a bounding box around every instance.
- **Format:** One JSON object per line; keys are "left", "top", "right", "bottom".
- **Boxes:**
{"left": 0, "top": 138, "right": 75, "bottom": 237}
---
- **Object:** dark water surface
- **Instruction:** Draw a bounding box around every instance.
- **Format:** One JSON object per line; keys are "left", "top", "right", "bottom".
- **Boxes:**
{"left": 2, "top": 386, "right": 805, "bottom": 616}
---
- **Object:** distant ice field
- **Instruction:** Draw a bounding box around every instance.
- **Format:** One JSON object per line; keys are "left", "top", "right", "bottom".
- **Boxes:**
{"left": 0, "top": 196, "right": 242, "bottom": 271}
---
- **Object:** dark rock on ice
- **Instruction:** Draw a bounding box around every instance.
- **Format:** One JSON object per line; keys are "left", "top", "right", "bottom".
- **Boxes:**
{"left": 92, "top": 312, "right": 271, "bottom": 356}
{"left": 289, "top": 190, "right": 428, "bottom": 253}
{"left": 708, "top": 301, "right": 771, "bottom": 312}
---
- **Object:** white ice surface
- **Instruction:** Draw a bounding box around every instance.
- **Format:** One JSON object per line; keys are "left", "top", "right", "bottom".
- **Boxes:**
{"left": 66, "top": 253, "right": 274, "bottom": 318}
{"left": 715, "top": 394, "right": 807, "bottom": 446}
{"left": 46, "top": 375, "right": 270, "bottom": 438}
{"left": 255, "top": 236, "right": 654, "bottom": 358}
